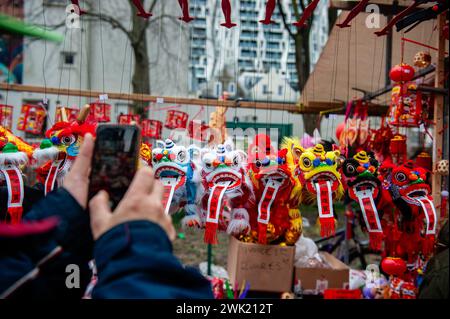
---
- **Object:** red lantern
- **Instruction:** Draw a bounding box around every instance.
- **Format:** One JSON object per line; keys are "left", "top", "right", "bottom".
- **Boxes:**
{"left": 381, "top": 257, "right": 407, "bottom": 277}
{"left": 389, "top": 63, "right": 415, "bottom": 82}
{"left": 86, "top": 102, "right": 111, "bottom": 123}
{"left": 16, "top": 104, "right": 47, "bottom": 135}
{"left": 390, "top": 135, "right": 407, "bottom": 153}
{"left": 415, "top": 152, "right": 432, "bottom": 171}
{"left": 118, "top": 114, "right": 140, "bottom": 124}
{"left": 388, "top": 82, "right": 422, "bottom": 127}
{"left": 141, "top": 119, "right": 162, "bottom": 139}
{"left": 55, "top": 106, "right": 78, "bottom": 123}
{"left": 188, "top": 120, "right": 209, "bottom": 142}
{"left": 389, "top": 134, "right": 407, "bottom": 163}
{"left": 165, "top": 110, "right": 188, "bottom": 129}
{"left": 0, "top": 104, "right": 13, "bottom": 129}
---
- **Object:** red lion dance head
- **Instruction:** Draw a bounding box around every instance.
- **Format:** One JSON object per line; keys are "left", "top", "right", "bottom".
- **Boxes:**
{"left": 247, "top": 134, "right": 302, "bottom": 245}
{"left": 33, "top": 110, "right": 96, "bottom": 195}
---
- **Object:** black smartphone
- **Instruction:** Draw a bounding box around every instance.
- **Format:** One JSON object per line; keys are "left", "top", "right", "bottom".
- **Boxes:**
{"left": 88, "top": 124, "right": 141, "bottom": 210}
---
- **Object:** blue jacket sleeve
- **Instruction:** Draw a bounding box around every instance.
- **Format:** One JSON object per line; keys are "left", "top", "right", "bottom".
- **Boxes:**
{"left": 92, "top": 220, "right": 213, "bottom": 299}
{"left": 23, "top": 187, "right": 93, "bottom": 261}
{"left": 0, "top": 188, "right": 92, "bottom": 298}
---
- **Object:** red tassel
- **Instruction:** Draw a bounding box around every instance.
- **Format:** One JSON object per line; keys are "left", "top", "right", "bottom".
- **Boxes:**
{"left": 320, "top": 217, "right": 335, "bottom": 237}
{"left": 260, "top": 0, "right": 276, "bottom": 25}
{"left": 292, "top": 0, "right": 320, "bottom": 28}
{"left": 369, "top": 232, "right": 384, "bottom": 251}
{"left": 204, "top": 221, "right": 218, "bottom": 244}
{"left": 178, "top": 0, "right": 194, "bottom": 23}
{"left": 258, "top": 223, "right": 268, "bottom": 244}
{"left": 220, "top": 0, "right": 237, "bottom": 28}
{"left": 131, "top": 0, "right": 152, "bottom": 19}
{"left": 8, "top": 206, "right": 23, "bottom": 225}
{"left": 422, "top": 235, "right": 435, "bottom": 256}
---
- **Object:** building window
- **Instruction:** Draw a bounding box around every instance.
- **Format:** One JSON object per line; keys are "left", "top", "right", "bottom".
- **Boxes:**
{"left": 278, "top": 85, "right": 283, "bottom": 96}
{"left": 228, "top": 83, "right": 236, "bottom": 95}
{"left": 60, "top": 51, "right": 75, "bottom": 67}
{"left": 263, "top": 85, "right": 270, "bottom": 94}
{"left": 215, "top": 82, "right": 223, "bottom": 98}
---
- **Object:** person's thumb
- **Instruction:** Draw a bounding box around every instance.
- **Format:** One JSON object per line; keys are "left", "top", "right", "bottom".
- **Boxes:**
{"left": 89, "top": 190, "right": 112, "bottom": 240}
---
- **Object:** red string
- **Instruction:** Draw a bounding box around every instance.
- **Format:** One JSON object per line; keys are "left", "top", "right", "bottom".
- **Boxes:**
{"left": 402, "top": 37, "right": 449, "bottom": 55}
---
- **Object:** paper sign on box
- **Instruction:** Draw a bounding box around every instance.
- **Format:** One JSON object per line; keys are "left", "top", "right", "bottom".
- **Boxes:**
{"left": 227, "top": 236, "right": 295, "bottom": 293}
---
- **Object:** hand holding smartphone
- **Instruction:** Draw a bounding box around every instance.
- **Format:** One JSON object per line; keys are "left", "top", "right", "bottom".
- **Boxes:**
{"left": 88, "top": 125, "right": 141, "bottom": 210}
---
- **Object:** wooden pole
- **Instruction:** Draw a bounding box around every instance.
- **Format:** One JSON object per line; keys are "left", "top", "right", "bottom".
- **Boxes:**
{"left": 0, "top": 83, "right": 299, "bottom": 112}
{"left": 431, "top": 12, "right": 446, "bottom": 218}
{"left": 0, "top": 83, "right": 389, "bottom": 115}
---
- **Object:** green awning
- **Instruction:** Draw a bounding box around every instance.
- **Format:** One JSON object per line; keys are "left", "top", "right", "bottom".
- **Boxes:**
{"left": 0, "top": 13, "right": 63, "bottom": 42}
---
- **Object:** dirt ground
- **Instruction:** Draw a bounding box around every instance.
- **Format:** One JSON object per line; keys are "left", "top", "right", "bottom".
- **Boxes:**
{"left": 172, "top": 203, "right": 379, "bottom": 270}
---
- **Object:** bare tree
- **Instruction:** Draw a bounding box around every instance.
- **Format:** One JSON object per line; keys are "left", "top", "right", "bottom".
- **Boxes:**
{"left": 278, "top": 0, "right": 337, "bottom": 135}
{"left": 31, "top": 0, "right": 182, "bottom": 115}
{"left": 83, "top": 0, "right": 182, "bottom": 115}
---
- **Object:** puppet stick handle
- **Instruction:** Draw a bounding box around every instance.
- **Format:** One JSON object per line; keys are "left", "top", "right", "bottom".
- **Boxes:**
{"left": 60, "top": 107, "right": 68, "bottom": 122}
{"left": 77, "top": 104, "right": 91, "bottom": 123}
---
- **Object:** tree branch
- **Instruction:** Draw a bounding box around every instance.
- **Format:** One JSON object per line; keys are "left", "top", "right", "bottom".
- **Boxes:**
{"left": 84, "top": 11, "right": 132, "bottom": 41}
{"left": 278, "top": 1, "right": 295, "bottom": 39}
{"left": 136, "top": 14, "right": 179, "bottom": 45}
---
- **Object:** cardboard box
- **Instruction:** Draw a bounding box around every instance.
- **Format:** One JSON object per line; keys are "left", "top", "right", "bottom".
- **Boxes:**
{"left": 295, "top": 252, "right": 350, "bottom": 294}
{"left": 227, "top": 236, "right": 295, "bottom": 293}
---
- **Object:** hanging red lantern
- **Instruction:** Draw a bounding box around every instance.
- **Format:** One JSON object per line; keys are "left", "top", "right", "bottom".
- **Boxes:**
{"left": 389, "top": 134, "right": 407, "bottom": 163}
{"left": 141, "top": 119, "right": 162, "bottom": 139}
{"left": 165, "top": 110, "right": 189, "bottom": 129}
{"left": 55, "top": 106, "right": 78, "bottom": 123}
{"left": 415, "top": 151, "right": 432, "bottom": 172}
{"left": 16, "top": 104, "right": 47, "bottom": 135}
{"left": 86, "top": 102, "right": 111, "bottom": 123}
{"left": 188, "top": 120, "right": 209, "bottom": 142}
{"left": 381, "top": 257, "right": 407, "bottom": 277}
{"left": 118, "top": 114, "right": 140, "bottom": 125}
{"left": 388, "top": 82, "right": 423, "bottom": 127}
{"left": 0, "top": 104, "right": 13, "bottom": 129}
{"left": 389, "top": 63, "right": 415, "bottom": 82}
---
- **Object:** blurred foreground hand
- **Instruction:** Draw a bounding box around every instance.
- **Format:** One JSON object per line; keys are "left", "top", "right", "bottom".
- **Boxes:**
{"left": 89, "top": 167, "right": 176, "bottom": 242}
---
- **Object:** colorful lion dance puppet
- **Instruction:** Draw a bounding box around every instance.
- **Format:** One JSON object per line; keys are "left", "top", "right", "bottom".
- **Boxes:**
{"left": 0, "top": 128, "right": 34, "bottom": 224}
{"left": 33, "top": 110, "right": 96, "bottom": 195}
{"left": 342, "top": 151, "right": 384, "bottom": 251}
{"left": 384, "top": 160, "right": 437, "bottom": 261}
{"left": 200, "top": 140, "right": 253, "bottom": 244}
{"left": 298, "top": 144, "right": 344, "bottom": 237}
{"left": 246, "top": 134, "right": 302, "bottom": 245}
{"left": 151, "top": 139, "right": 202, "bottom": 227}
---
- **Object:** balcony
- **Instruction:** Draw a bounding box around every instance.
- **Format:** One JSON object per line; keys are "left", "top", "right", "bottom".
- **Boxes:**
{"left": 241, "top": 30, "right": 258, "bottom": 38}
{"left": 240, "top": 49, "right": 257, "bottom": 58}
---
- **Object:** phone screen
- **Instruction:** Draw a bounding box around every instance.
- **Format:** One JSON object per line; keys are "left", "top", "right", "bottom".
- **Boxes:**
{"left": 89, "top": 125, "right": 141, "bottom": 210}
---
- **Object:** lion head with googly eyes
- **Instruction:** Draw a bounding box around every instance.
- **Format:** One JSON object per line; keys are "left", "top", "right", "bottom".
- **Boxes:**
{"left": 200, "top": 140, "right": 249, "bottom": 195}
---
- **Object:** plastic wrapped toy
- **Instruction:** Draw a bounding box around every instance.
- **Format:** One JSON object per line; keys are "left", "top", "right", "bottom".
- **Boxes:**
{"left": 342, "top": 151, "right": 384, "bottom": 250}
{"left": 0, "top": 131, "right": 30, "bottom": 224}
{"left": 151, "top": 139, "right": 202, "bottom": 227}
{"left": 297, "top": 144, "right": 344, "bottom": 237}
{"left": 199, "top": 140, "right": 253, "bottom": 244}
{"left": 33, "top": 107, "right": 96, "bottom": 195}
{"left": 388, "top": 160, "right": 437, "bottom": 258}
{"left": 246, "top": 134, "right": 302, "bottom": 245}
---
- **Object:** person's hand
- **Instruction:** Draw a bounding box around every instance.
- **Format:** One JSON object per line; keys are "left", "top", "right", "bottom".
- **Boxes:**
{"left": 63, "top": 133, "right": 94, "bottom": 209}
{"left": 89, "top": 167, "right": 176, "bottom": 241}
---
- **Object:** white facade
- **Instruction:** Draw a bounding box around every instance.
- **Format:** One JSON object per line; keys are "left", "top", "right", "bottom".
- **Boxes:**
{"left": 188, "top": 0, "right": 330, "bottom": 99}
{"left": 1, "top": 0, "right": 332, "bottom": 142}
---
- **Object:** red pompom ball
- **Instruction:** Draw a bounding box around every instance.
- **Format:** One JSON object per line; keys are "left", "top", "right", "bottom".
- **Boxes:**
{"left": 389, "top": 63, "right": 415, "bottom": 82}
{"left": 381, "top": 257, "right": 407, "bottom": 276}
